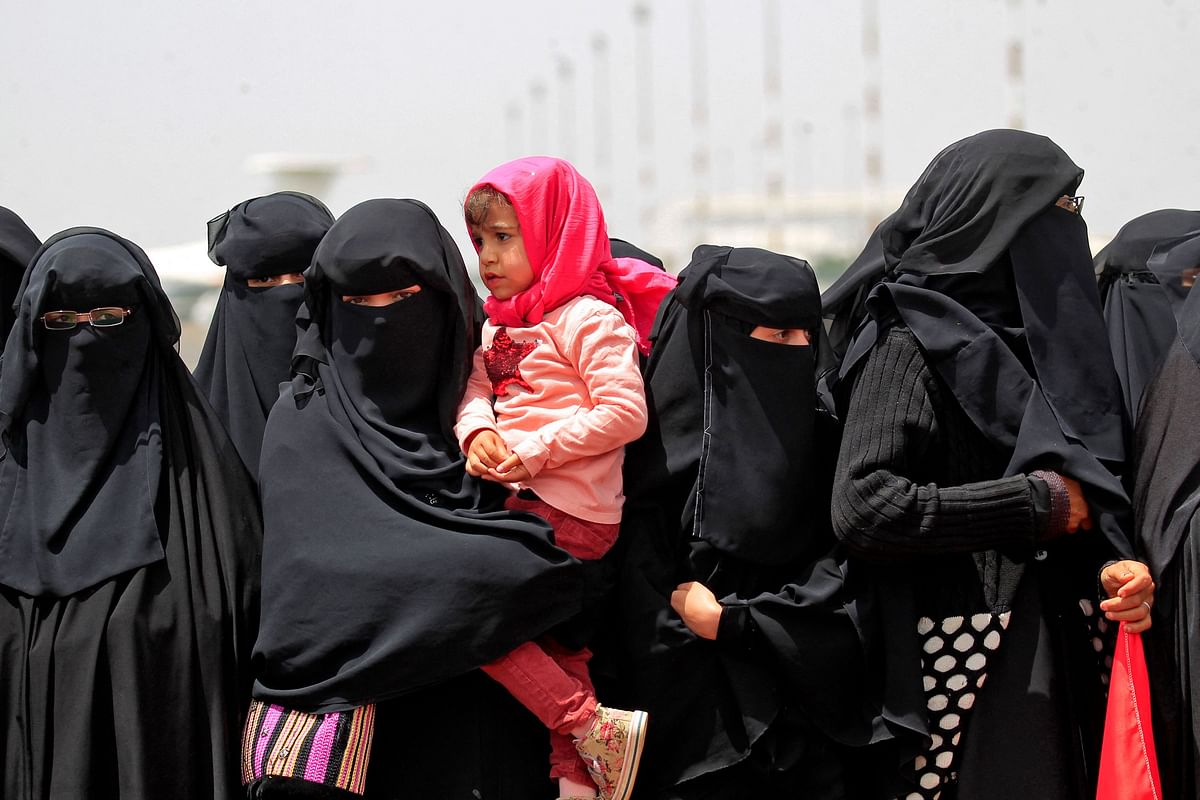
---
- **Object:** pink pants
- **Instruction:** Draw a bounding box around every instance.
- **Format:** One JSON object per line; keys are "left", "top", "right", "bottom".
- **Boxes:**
{"left": 482, "top": 495, "right": 619, "bottom": 784}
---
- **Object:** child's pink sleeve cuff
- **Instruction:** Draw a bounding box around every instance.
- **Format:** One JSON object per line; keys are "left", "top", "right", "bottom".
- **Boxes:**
{"left": 511, "top": 438, "right": 550, "bottom": 478}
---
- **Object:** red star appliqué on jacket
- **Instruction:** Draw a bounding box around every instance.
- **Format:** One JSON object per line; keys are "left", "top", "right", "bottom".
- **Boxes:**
{"left": 484, "top": 328, "right": 536, "bottom": 396}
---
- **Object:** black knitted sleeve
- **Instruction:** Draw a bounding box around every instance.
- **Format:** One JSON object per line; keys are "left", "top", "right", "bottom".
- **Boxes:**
{"left": 831, "top": 328, "right": 1040, "bottom": 560}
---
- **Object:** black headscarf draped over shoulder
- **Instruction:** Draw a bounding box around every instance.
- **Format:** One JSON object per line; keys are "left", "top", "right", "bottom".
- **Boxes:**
{"left": 1130, "top": 230, "right": 1200, "bottom": 799}
{"left": 0, "top": 228, "right": 261, "bottom": 797}
{"left": 194, "top": 192, "right": 333, "bottom": 473}
{"left": 0, "top": 207, "right": 41, "bottom": 341}
{"left": 609, "top": 237, "right": 665, "bottom": 270}
{"left": 817, "top": 215, "right": 892, "bottom": 408}
{"left": 1094, "top": 209, "right": 1200, "bottom": 423}
{"left": 839, "top": 129, "right": 1133, "bottom": 560}
{"left": 253, "top": 199, "right": 582, "bottom": 712}
{"left": 613, "top": 246, "right": 870, "bottom": 792}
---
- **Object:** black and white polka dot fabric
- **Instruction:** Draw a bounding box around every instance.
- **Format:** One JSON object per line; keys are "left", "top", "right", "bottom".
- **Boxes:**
{"left": 1078, "top": 597, "right": 1115, "bottom": 691}
{"left": 896, "top": 611, "right": 1011, "bottom": 800}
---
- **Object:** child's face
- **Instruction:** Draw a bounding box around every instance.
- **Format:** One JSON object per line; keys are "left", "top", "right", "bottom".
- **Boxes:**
{"left": 469, "top": 204, "right": 534, "bottom": 301}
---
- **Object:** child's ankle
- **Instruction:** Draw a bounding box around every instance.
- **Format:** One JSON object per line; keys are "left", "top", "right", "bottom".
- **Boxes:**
{"left": 557, "top": 775, "right": 597, "bottom": 799}
{"left": 569, "top": 706, "right": 599, "bottom": 739}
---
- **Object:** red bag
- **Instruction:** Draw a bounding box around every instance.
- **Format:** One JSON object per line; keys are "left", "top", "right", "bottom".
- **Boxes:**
{"left": 1096, "top": 623, "right": 1162, "bottom": 800}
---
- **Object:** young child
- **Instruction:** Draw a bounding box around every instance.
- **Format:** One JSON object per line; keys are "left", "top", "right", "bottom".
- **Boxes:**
{"left": 456, "top": 157, "right": 676, "bottom": 800}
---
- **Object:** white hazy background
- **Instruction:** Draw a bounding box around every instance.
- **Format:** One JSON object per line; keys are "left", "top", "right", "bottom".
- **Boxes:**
{"left": 3, "top": 1, "right": 1197, "bottom": 275}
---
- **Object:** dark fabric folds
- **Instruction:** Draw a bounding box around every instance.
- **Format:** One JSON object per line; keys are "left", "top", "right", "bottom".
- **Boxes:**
{"left": 0, "top": 227, "right": 261, "bottom": 799}
{"left": 1132, "top": 272, "right": 1200, "bottom": 800}
{"left": 839, "top": 131, "right": 1132, "bottom": 561}
{"left": 0, "top": 207, "right": 41, "bottom": 342}
{"left": 195, "top": 192, "right": 334, "bottom": 473}
{"left": 252, "top": 198, "right": 582, "bottom": 712}
{"left": 1095, "top": 209, "right": 1200, "bottom": 422}
{"left": 0, "top": 230, "right": 184, "bottom": 596}
{"left": 609, "top": 245, "right": 867, "bottom": 796}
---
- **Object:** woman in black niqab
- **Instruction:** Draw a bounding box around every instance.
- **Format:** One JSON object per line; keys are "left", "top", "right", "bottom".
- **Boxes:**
{"left": 0, "top": 206, "right": 41, "bottom": 341}
{"left": 1094, "top": 208, "right": 1200, "bottom": 423}
{"left": 247, "top": 199, "right": 584, "bottom": 798}
{"left": 1130, "top": 230, "right": 1200, "bottom": 800}
{"left": 830, "top": 129, "right": 1152, "bottom": 799}
{"left": 605, "top": 245, "right": 870, "bottom": 799}
{"left": 195, "top": 191, "right": 334, "bottom": 473}
{"left": 0, "top": 228, "right": 262, "bottom": 799}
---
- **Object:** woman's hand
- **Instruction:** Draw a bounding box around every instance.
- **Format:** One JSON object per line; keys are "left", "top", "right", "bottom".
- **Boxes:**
{"left": 670, "top": 581, "right": 723, "bottom": 640}
{"left": 1099, "top": 560, "right": 1155, "bottom": 634}
{"left": 1061, "top": 475, "right": 1093, "bottom": 533}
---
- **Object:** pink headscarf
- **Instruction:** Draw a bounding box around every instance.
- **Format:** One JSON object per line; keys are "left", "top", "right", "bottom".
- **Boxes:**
{"left": 467, "top": 156, "right": 676, "bottom": 354}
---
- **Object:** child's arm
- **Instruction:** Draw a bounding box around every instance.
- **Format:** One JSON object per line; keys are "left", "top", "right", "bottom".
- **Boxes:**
{"left": 502, "top": 304, "right": 648, "bottom": 479}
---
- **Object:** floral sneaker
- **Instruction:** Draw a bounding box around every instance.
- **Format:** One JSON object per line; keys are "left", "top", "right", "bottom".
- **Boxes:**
{"left": 573, "top": 705, "right": 649, "bottom": 800}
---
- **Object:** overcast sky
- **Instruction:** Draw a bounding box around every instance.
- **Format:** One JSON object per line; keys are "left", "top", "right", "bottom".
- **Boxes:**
{"left": 3, "top": 0, "right": 1197, "bottom": 272}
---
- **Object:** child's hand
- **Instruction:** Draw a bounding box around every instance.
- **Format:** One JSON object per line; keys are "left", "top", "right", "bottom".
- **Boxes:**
{"left": 670, "top": 581, "right": 723, "bottom": 640}
{"left": 489, "top": 453, "right": 531, "bottom": 484}
{"left": 465, "top": 430, "right": 509, "bottom": 478}
{"left": 1099, "top": 560, "right": 1155, "bottom": 634}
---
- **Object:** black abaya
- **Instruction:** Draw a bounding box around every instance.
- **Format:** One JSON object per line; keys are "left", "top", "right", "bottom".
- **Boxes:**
{"left": 608, "top": 245, "right": 868, "bottom": 799}
{"left": 1130, "top": 230, "right": 1200, "bottom": 800}
{"left": 247, "top": 199, "right": 580, "bottom": 798}
{"left": 831, "top": 130, "right": 1134, "bottom": 800}
{"left": 0, "top": 228, "right": 261, "bottom": 800}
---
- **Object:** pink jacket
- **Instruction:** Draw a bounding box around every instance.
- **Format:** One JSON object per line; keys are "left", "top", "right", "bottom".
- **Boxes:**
{"left": 455, "top": 295, "right": 648, "bottom": 524}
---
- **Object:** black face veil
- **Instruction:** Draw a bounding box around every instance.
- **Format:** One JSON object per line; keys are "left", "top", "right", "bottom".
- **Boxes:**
{"left": 194, "top": 191, "right": 334, "bottom": 473}
{"left": 1094, "top": 209, "right": 1200, "bottom": 423}
{"left": 625, "top": 244, "right": 823, "bottom": 566}
{"left": 0, "top": 229, "right": 182, "bottom": 596}
{"left": 253, "top": 199, "right": 582, "bottom": 712}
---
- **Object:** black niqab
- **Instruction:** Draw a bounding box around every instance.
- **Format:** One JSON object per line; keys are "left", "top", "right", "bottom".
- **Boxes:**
{"left": 1095, "top": 209, "right": 1200, "bottom": 422}
{"left": 253, "top": 198, "right": 582, "bottom": 712}
{"left": 629, "top": 245, "right": 823, "bottom": 564}
{"left": 194, "top": 192, "right": 333, "bottom": 473}
{"left": 839, "top": 129, "right": 1132, "bottom": 560}
{"left": 0, "top": 231, "right": 180, "bottom": 596}
{"left": 0, "top": 207, "right": 41, "bottom": 342}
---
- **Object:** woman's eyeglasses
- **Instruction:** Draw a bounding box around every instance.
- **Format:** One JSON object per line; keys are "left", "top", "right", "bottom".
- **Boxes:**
{"left": 1055, "top": 195, "right": 1085, "bottom": 214}
{"left": 40, "top": 307, "right": 134, "bottom": 330}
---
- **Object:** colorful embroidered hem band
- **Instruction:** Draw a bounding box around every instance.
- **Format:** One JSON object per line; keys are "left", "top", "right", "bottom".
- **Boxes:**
{"left": 241, "top": 700, "right": 376, "bottom": 795}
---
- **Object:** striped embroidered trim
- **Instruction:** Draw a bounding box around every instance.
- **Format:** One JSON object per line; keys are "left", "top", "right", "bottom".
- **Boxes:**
{"left": 241, "top": 700, "right": 376, "bottom": 795}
